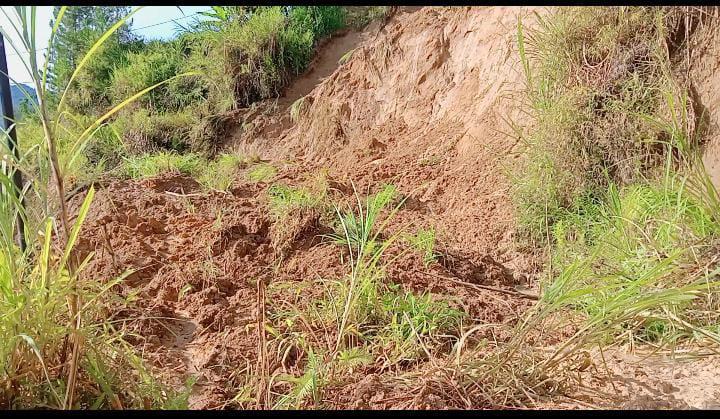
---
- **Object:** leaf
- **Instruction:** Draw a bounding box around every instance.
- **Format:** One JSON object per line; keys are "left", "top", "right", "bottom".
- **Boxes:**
{"left": 59, "top": 185, "right": 94, "bottom": 269}
{"left": 42, "top": 5, "right": 67, "bottom": 94}
{"left": 17, "top": 333, "right": 62, "bottom": 405}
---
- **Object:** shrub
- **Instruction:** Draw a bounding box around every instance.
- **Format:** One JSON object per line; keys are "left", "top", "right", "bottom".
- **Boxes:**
{"left": 114, "top": 109, "right": 197, "bottom": 154}
{"left": 109, "top": 41, "right": 205, "bottom": 113}
{"left": 513, "top": 7, "right": 692, "bottom": 244}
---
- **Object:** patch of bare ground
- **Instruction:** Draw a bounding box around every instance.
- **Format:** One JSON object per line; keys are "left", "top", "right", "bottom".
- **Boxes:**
{"left": 66, "top": 5, "right": 720, "bottom": 410}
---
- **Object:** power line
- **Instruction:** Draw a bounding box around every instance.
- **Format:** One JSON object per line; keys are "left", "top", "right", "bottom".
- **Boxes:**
{"left": 3, "top": 10, "right": 205, "bottom": 58}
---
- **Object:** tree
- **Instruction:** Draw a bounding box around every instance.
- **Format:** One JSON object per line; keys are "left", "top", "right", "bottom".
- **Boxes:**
{"left": 46, "top": 6, "right": 141, "bottom": 113}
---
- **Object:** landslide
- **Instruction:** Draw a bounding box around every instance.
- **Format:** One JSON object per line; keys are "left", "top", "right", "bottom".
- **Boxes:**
{"left": 69, "top": 6, "right": 711, "bottom": 409}
{"left": 236, "top": 6, "right": 540, "bottom": 276}
{"left": 68, "top": 6, "right": 546, "bottom": 409}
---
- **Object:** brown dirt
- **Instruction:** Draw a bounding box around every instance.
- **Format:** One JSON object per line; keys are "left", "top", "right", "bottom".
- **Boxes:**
{"left": 691, "top": 11, "right": 720, "bottom": 190}
{"left": 68, "top": 6, "right": 720, "bottom": 410}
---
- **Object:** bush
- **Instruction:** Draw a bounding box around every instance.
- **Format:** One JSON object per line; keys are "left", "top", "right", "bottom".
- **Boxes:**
{"left": 113, "top": 109, "right": 197, "bottom": 154}
{"left": 61, "top": 35, "right": 144, "bottom": 116}
{"left": 513, "top": 7, "right": 694, "bottom": 244}
{"left": 182, "top": 6, "right": 346, "bottom": 113}
{"left": 290, "top": 6, "right": 346, "bottom": 41}
{"left": 109, "top": 41, "right": 205, "bottom": 113}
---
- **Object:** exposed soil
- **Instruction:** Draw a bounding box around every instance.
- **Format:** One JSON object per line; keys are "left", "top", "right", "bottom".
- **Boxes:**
{"left": 691, "top": 12, "right": 720, "bottom": 189}
{"left": 68, "top": 6, "right": 720, "bottom": 409}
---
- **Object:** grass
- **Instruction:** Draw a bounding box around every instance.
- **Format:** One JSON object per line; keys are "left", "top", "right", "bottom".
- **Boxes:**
{"left": 266, "top": 176, "right": 330, "bottom": 258}
{"left": 198, "top": 153, "right": 245, "bottom": 191}
{"left": 122, "top": 152, "right": 247, "bottom": 192}
{"left": 265, "top": 182, "right": 464, "bottom": 407}
{"left": 267, "top": 184, "right": 320, "bottom": 219}
{"left": 328, "top": 184, "right": 398, "bottom": 257}
{"left": 337, "top": 49, "right": 355, "bottom": 65}
{"left": 499, "top": 7, "right": 720, "bottom": 390}
{"left": 122, "top": 152, "right": 204, "bottom": 179}
{"left": 289, "top": 97, "right": 306, "bottom": 123}
{"left": 247, "top": 163, "right": 277, "bottom": 183}
{"left": 405, "top": 228, "right": 438, "bottom": 266}
{"left": 5, "top": 4, "right": 720, "bottom": 410}
{"left": 378, "top": 284, "right": 464, "bottom": 363}
{"left": 0, "top": 6, "right": 194, "bottom": 408}
{"left": 512, "top": 7, "right": 690, "bottom": 245}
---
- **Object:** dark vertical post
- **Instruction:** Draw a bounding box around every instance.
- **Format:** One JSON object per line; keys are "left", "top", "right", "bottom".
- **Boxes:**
{"left": 0, "top": 32, "right": 27, "bottom": 252}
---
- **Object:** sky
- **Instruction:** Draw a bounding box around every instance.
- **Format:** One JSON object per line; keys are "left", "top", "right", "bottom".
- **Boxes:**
{"left": 0, "top": 6, "right": 212, "bottom": 85}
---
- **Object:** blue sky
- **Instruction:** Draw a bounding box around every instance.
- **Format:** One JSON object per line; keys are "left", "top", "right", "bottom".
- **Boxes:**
{"left": 1, "top": 6, "right": 212, "bottom": 84}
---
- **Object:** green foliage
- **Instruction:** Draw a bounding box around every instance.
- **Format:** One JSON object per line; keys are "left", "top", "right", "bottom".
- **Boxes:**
{"left": 273, "top": 349, "right": 325, "bottom": 409}
{"left": 197, "top": 153, "right": 245, "bottom": 191}
{"left": 109, "top": 41, "right": 205, "bottom": 113}
{"left": 536, "top": 180, "right": 720, "bottom": 356}
{"left": 122, "top": 152, "right": 204, "bottom": 179}
{"left": 247, "top": 163, "right": 277, "bottom": 183}
{"left": 48, "top": 6, "right": 143, "bottom": 113}
{"left": 183, "top": 6, "right": 346, "bottom": 112}
{"left": 190, "top": 6, "right": 259, "bottom": 32}
{"left": 343, "top": 6, "right": 391, "bottom": 29}
{"left": 289, "top": 97, "right": 306, "bottom": 122}
{"left": 513, "top": 7, "right": 687, "bottom": 244}
{"left": 289, "top": 6, "right": 346, "bottom": 40}
{"left": 114, "top": 109, "right": 197, "bottom": 153}
{"left": 405, "top": 228, "right": 438, "bottom": 266}
{"left": 378, "top": 284, "right": 464, "bottom": 361}
{"left": 491, "top": 9, "right": 720, "bottom": 385}
{"left": 329, "top": 184, "right": 398, "bottom": 257}
{"left": 267, "top": 183, "right": 324, "bottom": 220}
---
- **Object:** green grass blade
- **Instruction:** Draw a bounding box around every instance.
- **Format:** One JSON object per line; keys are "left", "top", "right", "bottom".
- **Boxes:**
{"left": 59, "top": 185, "right": 94, "bottom": 269}
{"left": 42, "top": 5, "right": 67, "bottom": 94}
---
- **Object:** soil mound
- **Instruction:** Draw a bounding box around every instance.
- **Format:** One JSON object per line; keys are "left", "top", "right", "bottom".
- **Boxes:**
{"left": 241, "top": 6, "right": 540, "bottom": 276}
{"left": 67, "top": 6, "right": 546, "bottom": 409}
{"left": 66, "top": 6, "right": 720, "bottom": 409}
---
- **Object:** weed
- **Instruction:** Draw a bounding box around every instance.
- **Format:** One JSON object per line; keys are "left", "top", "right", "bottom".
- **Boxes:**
{"left": 344, "top": 6, "right": 391, "bottom": 29}
{"left": 122, "top": 152, "right": 204, "bottom": 179}
{"left": 248, "top": 163, "right": 277, "bottom": 183}
{"left": 329, "top": 184, "right": 398, "bottom": 258}
{"left": 289, "top": 97, "right": 305, "bottom": 123}
{"left": 405, "top": 228, "right": 438, "bottom": 266}
{"left": 337, "top": 49, "right": 355, "bottom": 65}
{"left": 114, "top": 109, "right": 197, "bottom": 154}
{"left": 512, "top": 7, "right": 694, "bottom": 244}
{"left": 378, "top": 284, "right": 464, "bottom": 363}
{"left": 0, "top": 6, "right": 193, "bottom": 408}
{"left": 268, "top": 184, "right": 320, "bottom": 219}
{"left": 272, "top": 349, "right": 325, "bottom": 409}
{"left": 198, "top": 153, "right": 244, "bottom": 191}
{"left": 266, "top": 176, "right": 329, "bottom": 257}
{"left": 336, "top": 347, "right": 374, "bottom": 372}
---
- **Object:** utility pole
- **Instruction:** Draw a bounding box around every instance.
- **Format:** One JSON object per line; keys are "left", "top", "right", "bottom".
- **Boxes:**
{"left": 0, "top": 32, "right": 27, "bottom": 252}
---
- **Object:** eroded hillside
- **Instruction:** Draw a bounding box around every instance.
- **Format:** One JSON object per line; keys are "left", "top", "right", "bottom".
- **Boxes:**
{"left": 42, "top": 6, "right": 720, "bottom": 409}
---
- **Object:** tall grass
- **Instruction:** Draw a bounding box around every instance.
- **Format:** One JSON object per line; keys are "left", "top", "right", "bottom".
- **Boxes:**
{"left": 512, "top": 7, "right": 690, "bottom": 245}
{"left": 0, "top": 6, "right": 195, "bottom": 408}
{"left": 501, "top": 7, "right": 720, "bottom": 388}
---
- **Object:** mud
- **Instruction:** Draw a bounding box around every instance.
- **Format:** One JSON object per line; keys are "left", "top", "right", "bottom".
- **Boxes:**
{"left": 68, "top": 6, "right": 720, "bottom": 410}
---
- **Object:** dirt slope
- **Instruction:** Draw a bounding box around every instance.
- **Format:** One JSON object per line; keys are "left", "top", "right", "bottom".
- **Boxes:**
{"left": 67, "top": 6, "right": 720, "bottom": 409}
{"left": 241, "top": 6, "right": 540, "bottom": 276}
{"left": 68, "top": 7, "right": 544, "bottom": 409}
{"left": 691, "top": 14, "right": 720, "bottom": 189}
